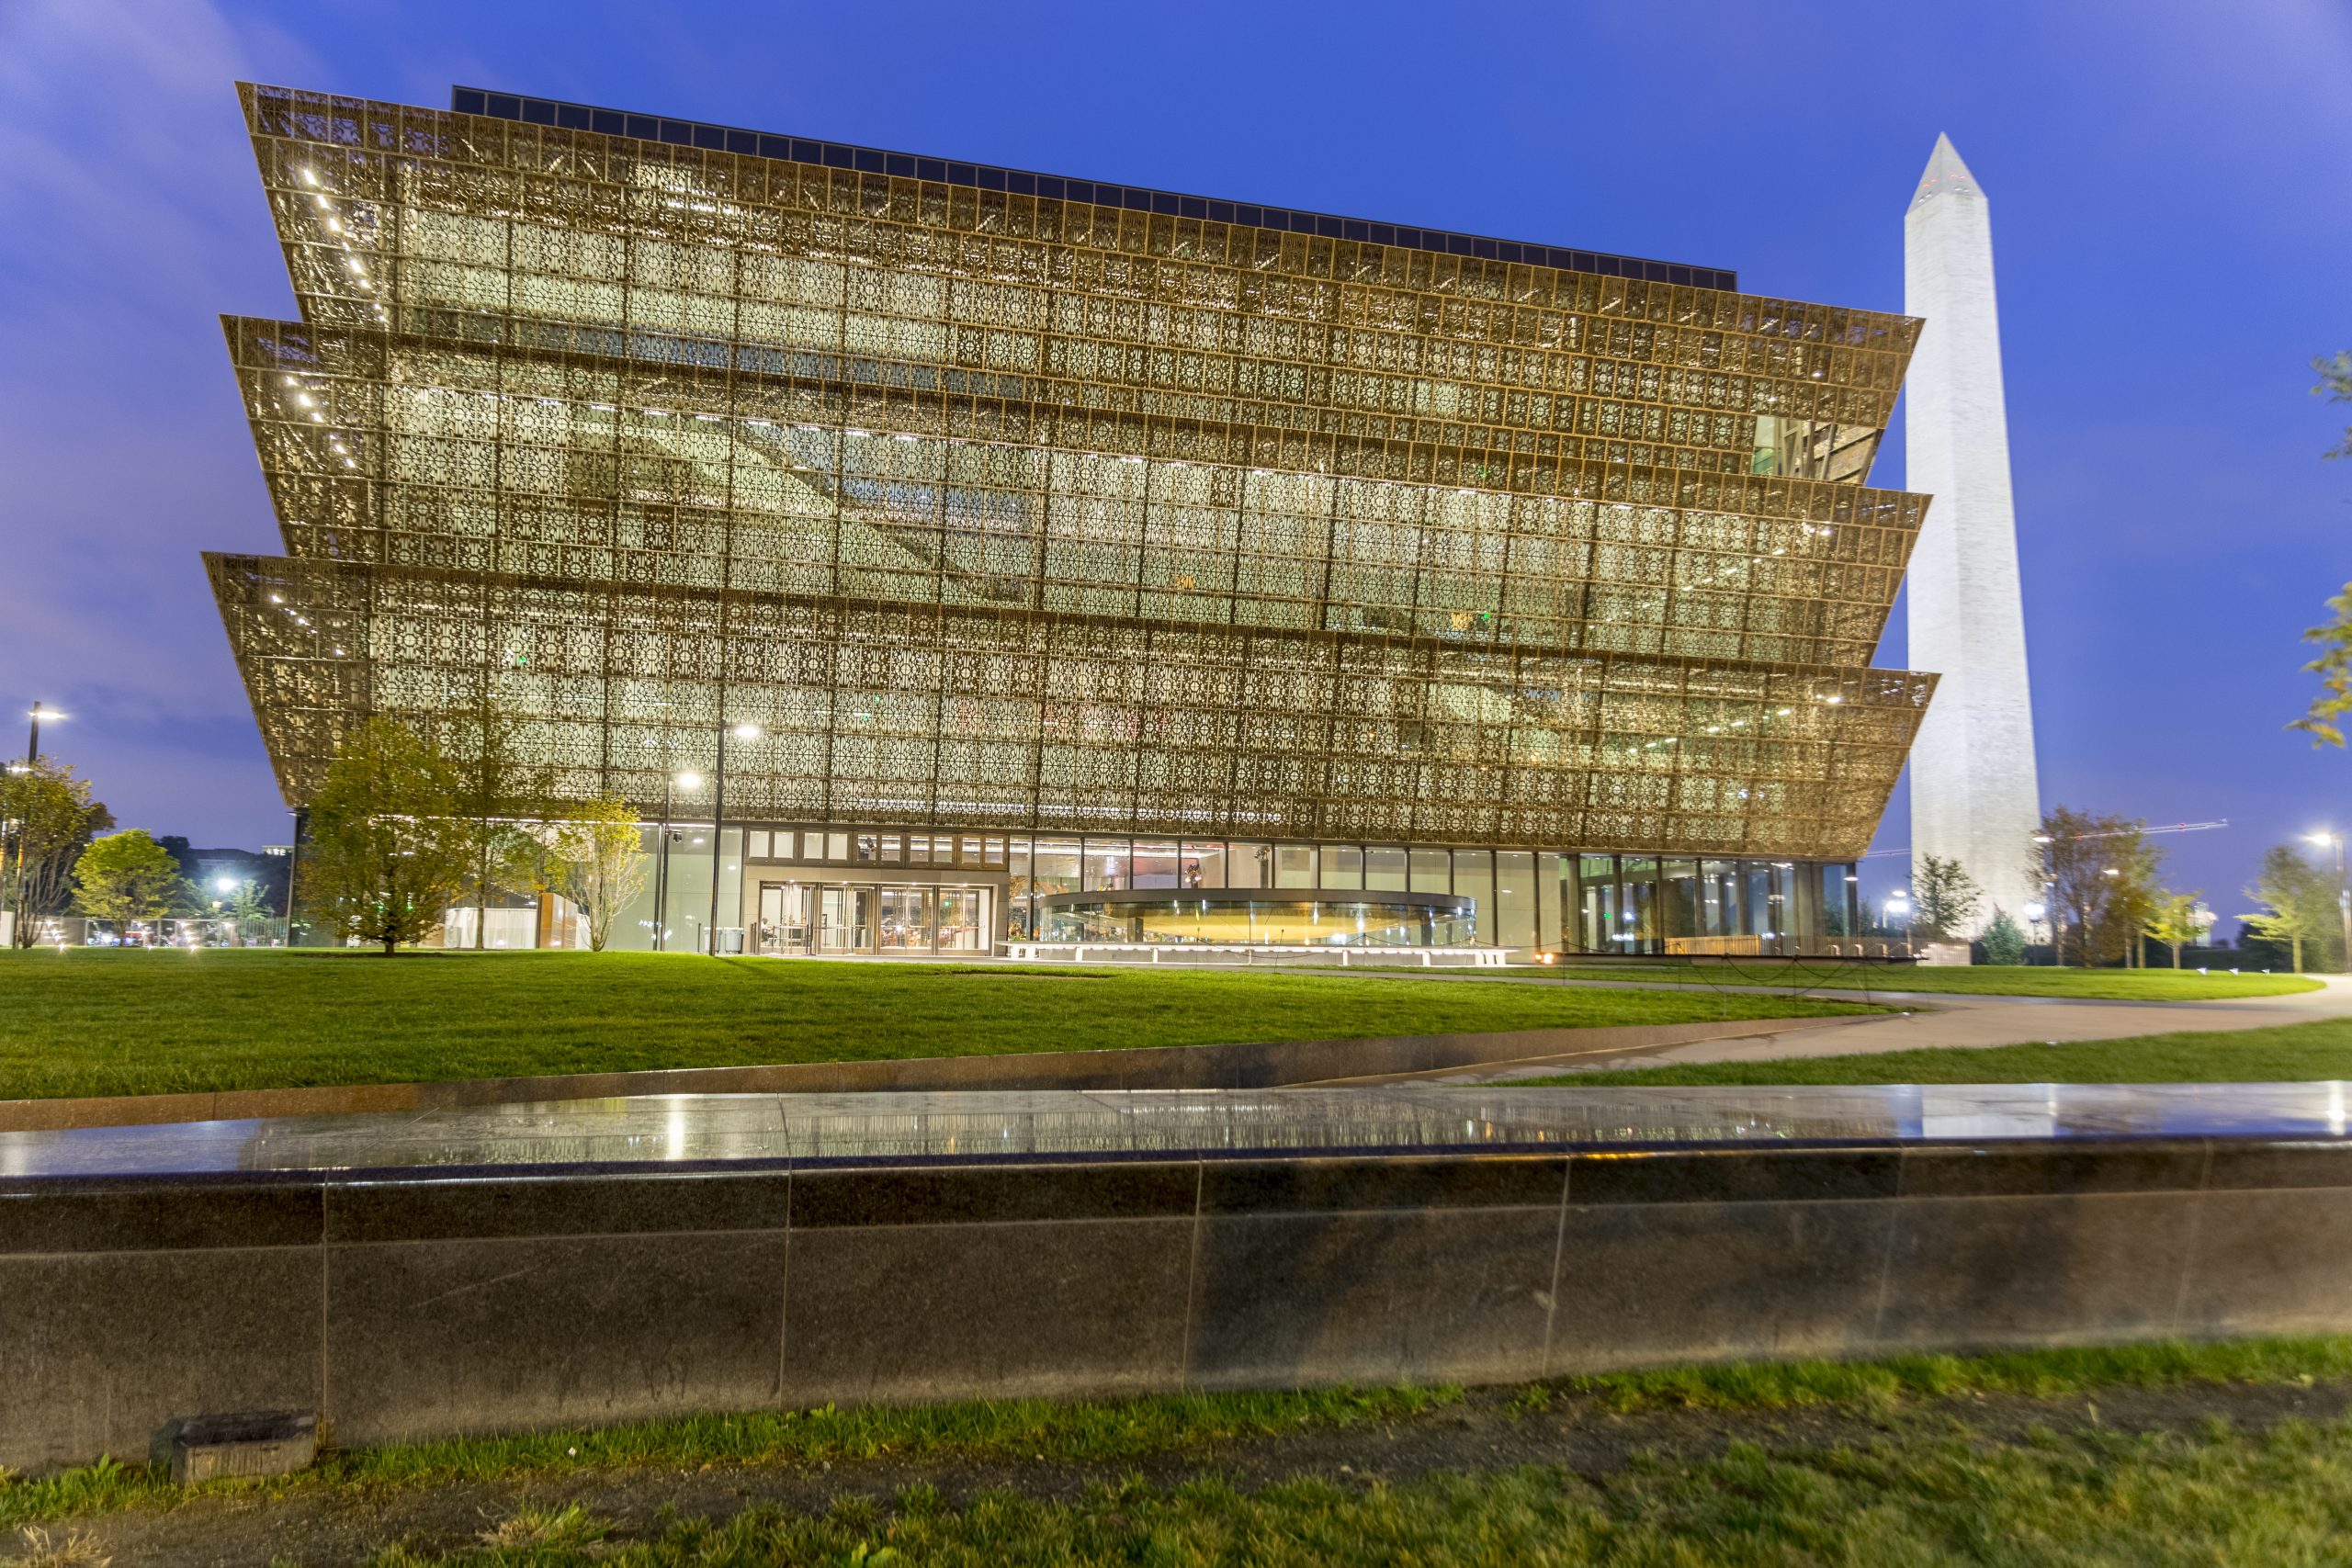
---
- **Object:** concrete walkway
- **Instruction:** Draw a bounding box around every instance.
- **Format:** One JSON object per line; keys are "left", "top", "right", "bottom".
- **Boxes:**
{"left": 1442, "top": 975, "right": 2352, "bottom": 1080}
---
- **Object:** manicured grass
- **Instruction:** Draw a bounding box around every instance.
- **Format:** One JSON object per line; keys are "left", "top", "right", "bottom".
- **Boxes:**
{"left": 17, "top": 1338, "right": 2352, "bottom": 1564}
{"left": 374, "top": 1424, "right": 2352, "bottom": 1565}
{"left": 0, "top": 948, "right": 1871, "bottom": 1102}
{"left": 1558, "top": 1336, "right": 2352, "bottom": 1412}
{"left": 1523, "top": 962, "right": 2324, "bottom": 1001}
{"left": 1511, "top": 1016, "right": 2352, "bottom": 1087}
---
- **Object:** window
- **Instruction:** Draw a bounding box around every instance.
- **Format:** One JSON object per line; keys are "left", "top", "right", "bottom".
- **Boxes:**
{"left": 1133, "top": 839, "right": 1180, "bottom": 888}
{"left": 1453, "top": 851, "right": 1494, "bottom": 942}
{"left": 1495, "top": 850, "right": 1534, "bottom": 949}
{"left": 1364, "top": 846, "right": 1408, "bottom": 891}
{"left": 1274, "top": 844, "right": 1317, "bottom": 888}
{"left": 746, "top": 829, "right": 771, "bottom": 859}
{"left": 1084, "top": 837, "right": 1130, "bottom": 891}
{"left": 1030, "top": 836, "right": 1081, "bottom": 896}
{"left": 1182, "top": 840, "right": 1227, "bottom": 888}
{"left": 1320, "top": 844, "right": 1363, "bottom": 889}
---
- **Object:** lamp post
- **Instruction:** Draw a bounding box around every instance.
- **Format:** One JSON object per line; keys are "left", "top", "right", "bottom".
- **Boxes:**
{"left": 7, "top": 703, "right": 66, "bottom": 947}
{"left": 2308, "top": 831, "right": 2350, "bottom": 974}
{"left": 707, "top": 723, "right": 758, "bottom": 956}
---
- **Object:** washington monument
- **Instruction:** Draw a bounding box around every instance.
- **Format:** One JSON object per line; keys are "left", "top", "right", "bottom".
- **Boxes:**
{"left": 1905, "top": 134, "right": 2041, "bottom": 931}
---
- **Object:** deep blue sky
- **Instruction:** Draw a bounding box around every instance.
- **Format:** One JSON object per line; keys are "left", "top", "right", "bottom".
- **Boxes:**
{"left": 4, "top": 0, "right": 2347, "bottom": 916}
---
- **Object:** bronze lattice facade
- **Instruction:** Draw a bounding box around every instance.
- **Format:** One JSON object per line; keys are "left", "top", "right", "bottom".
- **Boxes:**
{"left": 208, "top": 83, "right": 1934, "bottom": 952}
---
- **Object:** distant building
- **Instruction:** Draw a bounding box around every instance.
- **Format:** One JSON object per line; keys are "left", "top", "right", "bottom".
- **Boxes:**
{"left": 1903, "top": 136, "right": 2041, "bottom": 931}
{"left": 155, "top": 838, "right": 288, "bottom": 910}
{"left": 206, "top": 84, "right": 1938, "bottom": 955}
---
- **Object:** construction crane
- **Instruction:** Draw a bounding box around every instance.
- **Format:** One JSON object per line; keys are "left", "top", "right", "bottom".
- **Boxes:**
{"left": 1860, "top": 821, "right": 2227, "bottom": 860}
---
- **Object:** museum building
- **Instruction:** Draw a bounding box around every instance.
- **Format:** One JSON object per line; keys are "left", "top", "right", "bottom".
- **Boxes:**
{"left": 207, "top": 84, "right": 1935, "bottom": 956}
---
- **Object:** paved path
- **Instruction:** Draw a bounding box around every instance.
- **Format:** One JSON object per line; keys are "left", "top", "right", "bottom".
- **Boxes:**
{"left": 1419, "top": 976, "right": 2352, "bottom": 1081}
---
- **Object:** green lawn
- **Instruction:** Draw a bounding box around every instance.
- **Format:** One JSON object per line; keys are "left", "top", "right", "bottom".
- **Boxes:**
{"left": 15, "top": 1338, "right": 2352, "bottom": 1565}
{"left": 379, "top": 1429, "right": 2352, "bottom": 1566}
{"left": 0, "top": 948, "right": 1871, "bottom": 1102}
{"left": 1521, "top": 962, "right": 2324, "bottom": 1001}
{"left": 1511, "top": 1016, "right": 2352, "bottom": 1087}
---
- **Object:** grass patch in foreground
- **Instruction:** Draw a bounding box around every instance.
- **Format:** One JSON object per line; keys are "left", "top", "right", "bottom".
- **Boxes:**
{"left": 1521, "top": 961, "right": 2324, "bottom": 1001}
{"left": 1510, "top": 1016, "right": 2352, "bottom": 1086}
{"left": 0, "top": 948, "right": 1871, "bottom": 1102}
{"left": 8, "top": 1337, "right": 2351, "bottom": 1534}
{"left": 366, "top": 1424, "right": 2352, "bottom": 1566}
{"left": 1559, "top": 1336, "right": 2352, "bottom": 1412}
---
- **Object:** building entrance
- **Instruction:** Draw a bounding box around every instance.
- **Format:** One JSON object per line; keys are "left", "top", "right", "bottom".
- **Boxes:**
{"left": 754, "top": 881, "right": 990, "bottom": 955}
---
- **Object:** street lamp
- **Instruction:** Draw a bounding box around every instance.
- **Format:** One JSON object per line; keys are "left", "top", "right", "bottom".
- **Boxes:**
{"left": 1886, "top": 889, "right": 1913, "bottom": 953}
{"left": 2308, "top": 831, "right": 2349, "bottom": 974}
{"left": 6, "top": 703, "right": 67, "bottom": 947}
{"left": 706, "top": 723, "right": 760, "bottom": 955}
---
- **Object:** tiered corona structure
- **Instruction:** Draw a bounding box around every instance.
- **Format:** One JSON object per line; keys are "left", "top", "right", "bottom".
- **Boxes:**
{"left": 209, "top": 84, "right": 1936, "bottom": 955}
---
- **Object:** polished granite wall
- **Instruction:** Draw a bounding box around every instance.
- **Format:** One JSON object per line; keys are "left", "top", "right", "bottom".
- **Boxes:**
{"left": 6, "top": 1085, "right": 2352, "bottom": 1471}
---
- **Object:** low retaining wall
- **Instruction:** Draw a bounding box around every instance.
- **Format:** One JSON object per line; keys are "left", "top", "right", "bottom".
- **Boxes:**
{"left": 0, "top": 1014, "right": 1843, "bottom": 1132}
{"left": 5, "top": 1134, "right": 2349, "bottom": 1471}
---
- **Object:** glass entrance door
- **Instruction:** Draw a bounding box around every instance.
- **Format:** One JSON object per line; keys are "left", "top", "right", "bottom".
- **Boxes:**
{"left": 877, "top": 886, "right": 934, "bottom": 952}
{"left": 756, "top": 884, "right": 811, "bottom": 954}
{"left": 817, "top": 887, "right": 872, "bottom": 953}
{"left": 934, "top": 886, "right": 989, "bottom": 953}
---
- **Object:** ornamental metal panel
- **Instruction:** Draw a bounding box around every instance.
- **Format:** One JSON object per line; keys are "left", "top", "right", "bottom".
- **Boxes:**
{"left": 208, "top": 84, "right": 1939, "bottom": 861}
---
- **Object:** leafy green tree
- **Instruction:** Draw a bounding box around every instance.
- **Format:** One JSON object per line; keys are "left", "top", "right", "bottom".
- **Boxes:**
{"left": 2318, "top": 350, "right": 2352, "bottom": 461}
{"left": 1912, "top": 853, "right": 1981, "bottom": 942}
{"left": 2145, "top": 890, "right": 2207, "bottom": 969}
{"left": 2291, "top": 352, "right": 2352, "bottom": 743}
{"left": 2, "top": 759, "right": 113, "bottom": 945}
{"left": 1980, "top": 907, "right": 2027, "bottom": 966}
{"left": 2034, "top": 807, "right": 2164, "bottom": 966}
{"left": 514, "top": 795, "right": 650, "bottom": 953}
{"left": 208, "top": 877, "right": 276, "bottom": 946}
{"left": 301, "top": 717, "right": 472, "bottom": 954}
{"left": 444, "top": 696, "right": 552, "bottom": 950}
{"left": 73, "top": 830, "right": 191, "bottom": 936}
{"left": 2245, "top": 844, "right": 2341, "bottom": 974}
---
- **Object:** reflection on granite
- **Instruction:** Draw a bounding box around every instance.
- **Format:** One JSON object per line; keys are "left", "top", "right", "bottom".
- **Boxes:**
{"left": 1, "top": 1082, "right": 2346, "bottom": 1181}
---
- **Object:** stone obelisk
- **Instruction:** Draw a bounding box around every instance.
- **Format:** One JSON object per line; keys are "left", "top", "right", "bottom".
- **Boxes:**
{"left": 1905, "top": 134, "right": 2041, "bottom": 932}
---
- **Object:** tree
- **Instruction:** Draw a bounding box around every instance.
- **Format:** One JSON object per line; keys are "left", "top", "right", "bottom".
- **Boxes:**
{"left": 2145, "top": 890, "right": 2206, "bottom": 969}
{"left": 1980, "top": 907, "right": 2027, "bottom": 966}
{"left": 1, "top": 759, "right": 113, "bottom": 945}
{"left": 511, "top": 795, "right": 649, "bottom": 953}
{"left": 73, "top": 830, "right": 191, "bottom": 936}
{"left": 443, "top": 696, "right": 552, "bottom": 950}
{"left": 2291, "top": 352, "right": 2352, "bottom": 743}
{"left": 1912, "top": 853, "right": 1981, "bottom": 942}
{"left": 2033, "top": 807, "right": 2164, "bottom": 967}
{"left": 301, "top": 717, "right": 472, "bottom": 954}
{"left": 208, "top": 877, "right": 276, "bottom": 946}
{"left": 2318, "top": 349, "right": 2352, "bottom": 462}
{"left": 2244, "top": 844, "right": 2340, "bottom": 974}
